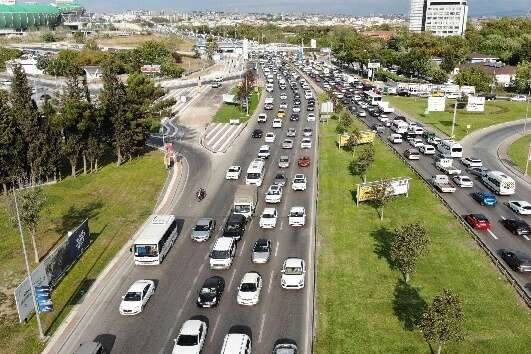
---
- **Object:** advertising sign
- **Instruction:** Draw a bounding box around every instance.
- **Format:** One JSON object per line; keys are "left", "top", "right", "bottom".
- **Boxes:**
{"left": 466, "top": 96, "right": 485, "bottom": 112}
{"left": 310, "top": 39, "right": 317, "bottom": 49}
{"left": 140, "top": 65, "right": 161, "bottom": 74}
{"left": 356, "top": 177, "right": 411, "bottom": 204}
{"left": 367, "top": 62, "right": 381, "bottom": 69}
{"left": 427, "top": 96, "right": 446, "bottom": 112}
{"left": 15, "top": 220, "right": 90, "bottom": 322}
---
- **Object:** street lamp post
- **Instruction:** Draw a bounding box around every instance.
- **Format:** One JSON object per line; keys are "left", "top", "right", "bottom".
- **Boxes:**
{"left": 523, "top": 85, "right": 530, "bottom": 135}
{"left": 450, "top": 98, "right": 458, "bottom": 138}
{"left": 525, "top": 142, "right": 531, "bottom": 176}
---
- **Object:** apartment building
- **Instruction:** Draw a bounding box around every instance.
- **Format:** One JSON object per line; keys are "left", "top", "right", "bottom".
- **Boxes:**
{"left": 409, "top": 0, "right": 468, "bottom": 36}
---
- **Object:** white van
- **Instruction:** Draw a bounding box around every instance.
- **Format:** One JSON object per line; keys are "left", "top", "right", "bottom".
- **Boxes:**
{"left": 209, "top": 238, "right": 236, "bottom": 270}
{"left": 419, "top": 144, "right": 435, "bottom": 155}
{"left": 391, "top": 120, "right": 408, "bottom": 134}
{"left": 220, "top": 333, "right": 251, "bottom": 354}
{"left": 437, "top": 139, "right": 463, "bottom": 158}
{"left": 388, "top": 133, "right": 403, "bottom": 144}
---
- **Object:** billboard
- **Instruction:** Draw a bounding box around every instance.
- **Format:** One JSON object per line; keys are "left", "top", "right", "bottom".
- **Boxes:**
{"left": 367, "top": 62, "right": 381, "bottom": 69}
{"left": 427, "top": 96, "right": 446, "bottom": 112}
{"left": 15, "top": 220, "right": 90, "bottom": 322}
{"left": 356, "top": 177, "right": 411, "bottom": 204}
{"left": 140, "top": 65, "right": 161, "bottom": 74}
{"left": 310, "top": 39, "right": 317, "bottom": 49}
{"left": 466, "top": 96, "right": 485, "bottom": 112}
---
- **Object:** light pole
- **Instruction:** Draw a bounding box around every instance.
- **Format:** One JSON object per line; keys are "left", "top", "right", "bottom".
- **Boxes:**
{"left": 450, "top": 98, "right": 458, "bottom": 138}
{"left": 525, "top": 142, "right": 531, "bottom": 176}
{"left": 523, "top": 84, "right": 530, "bottom": 135}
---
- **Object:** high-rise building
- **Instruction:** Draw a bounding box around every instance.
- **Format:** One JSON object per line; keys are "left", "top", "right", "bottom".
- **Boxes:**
{"left": 409, "top": 0, "right": 468, "bottom": 37}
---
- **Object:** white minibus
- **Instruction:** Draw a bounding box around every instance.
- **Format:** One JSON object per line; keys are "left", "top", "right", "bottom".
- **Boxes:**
{"left": 132, "top": 215, "right": 178, "bottom": 265}
{"left": 482, "top": 171, "right": 516, "bottom": 195}
{"left": 436, "top": 139, "right": 463, "bottom": 158}
{"left": 245, "top": 158, "right": 266, "bottom": 186}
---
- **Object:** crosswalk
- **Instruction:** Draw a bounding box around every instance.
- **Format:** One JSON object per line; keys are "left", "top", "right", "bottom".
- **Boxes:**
{"left": 164, "top": 85, "right": 208, "bottom": 115}
{"left": 202, "top": 123, "right": 245, "bottom": 153}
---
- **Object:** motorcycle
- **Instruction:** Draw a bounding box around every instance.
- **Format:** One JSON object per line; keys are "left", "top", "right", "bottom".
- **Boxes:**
{"left": 196, "top": 188, "right": 206, "bottom": 201}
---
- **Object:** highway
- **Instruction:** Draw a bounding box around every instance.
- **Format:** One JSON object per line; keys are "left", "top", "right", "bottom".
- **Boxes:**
{"left": 58, "top": 57, "right": 317, "bottom": 353}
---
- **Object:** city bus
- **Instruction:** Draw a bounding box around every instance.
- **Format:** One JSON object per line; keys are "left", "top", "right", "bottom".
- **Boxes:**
{"left": 132, "top": 215, "right": 178, "bottom": 265}
{"left": 245, "top": 158, "right": 266, "bottom": 187}
{"left": 482, "top": 171, "right": 516, "bottom": 195}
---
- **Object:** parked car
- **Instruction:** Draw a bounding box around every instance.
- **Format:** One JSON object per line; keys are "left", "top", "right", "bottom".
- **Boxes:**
{"left": 472, "top": 191, "right": 497, "bottom": 206}
{"left": 500, "top": 250, "right": 531, "bottom": 272}
{"left": 464, "top": 214, "right": 491, "bottom": 230}
{"left": 507, "top": 200, "right": 531, "bottom": 215}
{"left": 501, "top": 219, "right": 531, "bottom": 236}
{"left": 196, "top": 276, "right": 225, "bottom": 308}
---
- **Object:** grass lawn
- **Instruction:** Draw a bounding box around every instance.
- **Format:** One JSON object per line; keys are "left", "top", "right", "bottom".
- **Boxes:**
{"left": 508, "top": 134, "right": 531, "bottom": 175}
{"left": 387, "top": 96, "right": 528, "bottom": 140}
{"left": 316, "top": 119, "right": 531, "bottom": 353}
{"left": 213, "top": 87, "right": 262, "bottom": 124}
{"left": 0, "top": 151, "right": 167, "bottom": 353}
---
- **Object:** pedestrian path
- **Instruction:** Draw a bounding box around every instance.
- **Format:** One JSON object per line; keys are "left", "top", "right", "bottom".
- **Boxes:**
{"left": 202, "top": 123, "right": 245, "bottom": 153}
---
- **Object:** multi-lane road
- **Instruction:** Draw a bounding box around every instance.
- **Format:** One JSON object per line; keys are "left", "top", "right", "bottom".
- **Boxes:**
{"left": 55, "top": 58, "right": 317, "bottom": 353}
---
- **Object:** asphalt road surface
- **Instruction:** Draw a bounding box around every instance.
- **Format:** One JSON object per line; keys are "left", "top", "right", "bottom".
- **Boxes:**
{"left": 60, "top": 60, "right": 317, "bottom": 354}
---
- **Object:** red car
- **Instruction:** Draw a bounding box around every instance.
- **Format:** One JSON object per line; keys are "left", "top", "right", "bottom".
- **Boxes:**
{"left": 465, "top": 214, "right": 491, "bottom": 230}
{"left": 297, "top": 156, "right": 311, "bottom": 168}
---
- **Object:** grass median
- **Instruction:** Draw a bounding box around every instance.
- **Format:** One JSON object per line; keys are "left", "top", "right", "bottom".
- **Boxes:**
{"left": 508, "top": 134, "right": 531, "bottom": 176}
{"left": 316, "top": 119, "right": 531, "bottom": 353}
{"left": 387, "top": 96, "right": 528, "bottom": 140}
{"left": 213, "top": 87, "right": 262, "bottom": 124}
{"left": 0, "top": 151, "right": 166, "bottom": 353}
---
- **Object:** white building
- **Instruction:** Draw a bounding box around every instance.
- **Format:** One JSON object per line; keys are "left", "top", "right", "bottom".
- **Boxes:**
{"left": 409, "top": 0, "right": 468, "bottom": 37}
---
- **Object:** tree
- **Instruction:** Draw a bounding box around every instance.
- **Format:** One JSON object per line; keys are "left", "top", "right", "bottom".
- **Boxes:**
{"left": 427, "top": 65, "right": 448, "bottom": 84}
{"left": 419, "top": 289, "right": 465, "bottom": 354}
{"left": 512, "top": 61, "right": 531, "bottom": 94}
{"left": 41, "top": 32, "right": 58, "bottom": 43}
{"left": 390, "top": 223, "right": 430, "bottom": 283}
{"left": 352, "top": 144, "right": 375, "bottom": 182}
{"left": 236, "top": 69, "right": 257, "bottom": 114}
{"left": 0, "top": 46, "right": 22, "bottom": 70}
{"left": 17, "top": 187, "right": 47, "bottom": 263}
{"left": 454, "top": 67, "right": 492, "bottom": 93}
{"left": 370, "top": 179, "right": 393, "bottom": 220}
{"left": 0, "top": 90, "right": 25, "bottom": 192}
{"left": 345, "top": 126, "right": 361, "bottom": 151}
{"left": 205, "top": 35, "right": 219, "bottom": 60}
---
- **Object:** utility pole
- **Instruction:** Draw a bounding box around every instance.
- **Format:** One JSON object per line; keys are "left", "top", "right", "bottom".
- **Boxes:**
{"left": 525, "top": 142, "right": 531, "bottom": 176}
{"left": 523, "top": 84, "right": 530, "bottom": 135}
{"left": 451, "top": 98, "right": 458, "bottom": 138}
{"left": 13, "top": 191, "right": 45, "bottom": 339}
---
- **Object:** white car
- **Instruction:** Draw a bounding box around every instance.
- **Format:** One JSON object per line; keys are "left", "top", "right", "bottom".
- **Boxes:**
{"left": 461, "top": 157, "right": 483, "bottom": 168}
{"left": 172, "top": 319, "right": 207, "bottom": 354}
{"left": 307, "top": 113, "right": 316, "bottom": 122}
{"left": 357, "top": 111, "right": 366, "bottom": 117}
{"left": 279, "top": 101, "right": 288, "bottom": 109}
{"left": 281, "top": 258, "right": 306, "bottom": 290}
{"left": 388, "top": 134, "right": 403, "bottom": 144}
{"left": 292, "top": 106, "right": 301, "bottom": 113}
{"left": 265, "top": 184, "right": 283, "bottom": 203}
{"left": 265, "top": 132, "right": 276, "bottom": 143}
{"left": 508, "top": 200, "right": 531, "bottom": 215}
{"left": 236, "top": 272, "right": 262, "bottom": 306}
{"left": 452, "top": 175, "right": 473, "bottom": 188}
{"left": 119, "top": 280, "right": 155, "bottom": 315}
{"left": 257, "top": 113, "right": 267, "bottom": 123}
{"left": 282, "top": 139, "right": 294, "bottom": 149}
{"left": 279, "top": 155, "right": 290, "bottom": 168}
{"left": 288, "top": 206, "right": 306, "bottom": 227}
{"left": 426, "top": 136, "right": 442, "bottom": 145}
{"left": 257, "top": 145, "right": 271, "bottom": 159}
{"left": 272, "top": 119, "right": 283, "bottom": 128}
{"left": 510, "top": 95, "right": 527, "bottom": 102}
{"left": 409, "top": 138, "right": 424, "bottom": 148}
{"left": 301, "top": 138, "right": 312, "bottom": 149}
{"left": 303, "top": 128, "right": 313, "bottom": 137}
{"left": 292, "top": 174, "right": 307, "bottom": 191}
{"left": 225, "top": 166, "right": 241, "bottom": 180}
{"left": 419, "top": 144, "right": 435, "bottom": 155}
{"left": 286, "top": 128, "right": 296, "bottom": 137}
{"left": 259, "top": 208, "right": 278, "bottom": 228}
{"left": 280, "top": 93, "right": 288, "bottom": 100}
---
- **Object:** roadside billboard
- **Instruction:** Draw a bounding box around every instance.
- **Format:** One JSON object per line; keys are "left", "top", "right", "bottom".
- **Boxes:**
{"left": 140, "top": 65, "right": 161, "bottom": 74}
{"left": 427, "top": 96, "right": 446, "bottom": 112}
{"left": 466, "top": 96, "right": 485, "bottom": 112}
{"left": 356, "top": 177, "right": 411, "bottom": 204}
{"left": 367, "top": 62, "right": 381, "bottom": 69}
{"left": 15, "top": 220, "right": 90, "bottom": 322}
{"left": 310, "top": 39, "right": 317, "bottom": 49}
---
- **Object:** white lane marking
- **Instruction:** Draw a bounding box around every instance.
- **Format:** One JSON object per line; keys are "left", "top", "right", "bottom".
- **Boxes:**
{"left": 192, "top": 263, "right": 206, "bottom": 286}
{"left": 267, "top": 269, "right": 274, "bottom": 295}
{"left": 258, "top": 313, "right": 266, "bottom": 343}
{"left": 274, "top": 241, "right": 279, "bottom": 258}
{"left": 161, "top": 307, "right": 184, "bottom": 354}
{"left": 501, "top": 216, "right": 506, "bottom": 220}
{"left": 227, "top": 266, "right": 238, "bottom": 292}
{"left": 185, "top": 289, "right": 192, "bottom": 303}
{"left": 209, "top": 315, "right": 222, "bottom": 344}
{"left": 205, "top": 123, "right": 223, "bottom": 140}
{"left": 217, "top": 125, "right": 245, "bottom": 152}
{"left": 524, "top": 235, "right": 530, "bottom": 241}
{"left": 206, "top": 124, "right": 228, "bottom": 145}
{"left": 210, "top": 125, "right": 237, "bottom": 151}
{"left": 238, "top": 239, "right": 248, "bottom": 258}
{"left": 487, "top": 229, "right": 499, "bottom": 240}
{"left": 280, "top": 220, "right": 284, "bottom": 230}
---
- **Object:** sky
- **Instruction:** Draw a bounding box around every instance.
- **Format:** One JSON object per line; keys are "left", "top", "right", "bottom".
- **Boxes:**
{"left": 72, "top": 1, "right": 529, "bottom": 16}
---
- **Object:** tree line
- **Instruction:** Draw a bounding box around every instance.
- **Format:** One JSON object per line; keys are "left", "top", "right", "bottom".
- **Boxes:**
{"left": 0, "top": 61, "right": 175, "bottom": 192}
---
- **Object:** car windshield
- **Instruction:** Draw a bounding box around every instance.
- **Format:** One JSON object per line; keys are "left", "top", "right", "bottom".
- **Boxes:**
{"left": 134, "top": 244, "right": 158, "bottom": 257}
{"left": 262, "top": 213, "right": 274, "bottom": 218}
{"left": 294, "top": 179, "right": 305, "bottom": 183}
{"left": 176, "top": 334, "right": 199, "bottom": 346}
{"left": 254, "top": 243, "right": 269, "bottom": 252}
{"left": 284, "top": 267, "right": 302, "bottom": 275}
{"left": 234, "top": 205, "right": 251, "bottom": 213}
{"left": 124, "top": 292, "right": 141, "bottom": 301}
{"left": 194, "top": 223, "right": 210, "bottom": 231}
{"left": 200, "top": 287, "right": 216, "bottom": 295}
{"left": 211, "top": 250, "right": 230, "bottom": 259}
{"left": 240, "top": 283, "right": 257, "bottom": 292}
{"left": 290, "top": 211, "right": 304, "bottom": 217}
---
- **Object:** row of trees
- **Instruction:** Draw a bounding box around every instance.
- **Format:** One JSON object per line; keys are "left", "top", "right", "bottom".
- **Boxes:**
{"left": 0, "top": 61, "right": 174, "bottom": 191}
{"left": 36, "top": 40, "right": 185, "bottom": 78}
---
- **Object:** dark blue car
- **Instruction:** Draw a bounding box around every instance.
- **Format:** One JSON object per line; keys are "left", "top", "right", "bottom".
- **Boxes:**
{"left": 472, "top": 191, "right": 497, "bottom": 206}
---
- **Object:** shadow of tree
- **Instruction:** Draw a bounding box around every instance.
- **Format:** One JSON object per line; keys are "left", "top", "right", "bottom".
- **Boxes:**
{"left": 392, "top": 278, "right": 427, "bottom": 331}
{"left": 55, "top": 201, "right": 103, "bottom": 236}
{"left": 371, "top": 228, "right": 397, "bottom": 270}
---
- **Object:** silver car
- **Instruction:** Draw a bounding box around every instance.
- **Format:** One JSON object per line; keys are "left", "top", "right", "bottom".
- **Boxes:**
{"left": 282, "top": 139, "right": 294, "bottom": 149}
{"left": 279, "top": 155, "right": 290, "bottom": 168}
{"left": 191, "top": 218, "right": 216, "bottom": 242}
{"left": 252, "top": 238, "right": 272, "bottom": 264}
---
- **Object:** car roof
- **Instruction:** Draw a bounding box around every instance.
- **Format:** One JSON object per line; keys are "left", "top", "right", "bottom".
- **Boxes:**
{"left": 511, "top": 200, "right": 531, "bottom": 206}
{"left": 213, "top": 237, "right": 233, "bottom": 250}
{"left": 128, "top": 280, "right": 151, "bottom": 293}
{"left": 241, "top": 272, "right": 260, "bottom": 283}
{"left": 204, "top": 276, "right": 222, "bottom": 287}
{"left": 284, "top": 258, "right": 303, "bottom": 267}
{"left": 263, "top": 207, "right": 276, "bottom": 214}
{"left": 294, "top": 174, "right": 305, "bottom": 179}
{"left": 290, "top": 206, "right": 305, "bottom": 213}
{"left": 179, "top": 319, "right": 204, "bottom": 335}
{"left": 255, "top": 238, "right": 270, "bottom": 247}
{"left": 196, "top": 218, "right": 212, "bottom": 225}
{"left": 229, "top": 165, "right": 240, "bottom": 169}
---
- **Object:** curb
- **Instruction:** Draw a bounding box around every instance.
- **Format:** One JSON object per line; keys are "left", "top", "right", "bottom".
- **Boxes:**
{"left": 496, "top": 133, "right": 531, "bottom": 185}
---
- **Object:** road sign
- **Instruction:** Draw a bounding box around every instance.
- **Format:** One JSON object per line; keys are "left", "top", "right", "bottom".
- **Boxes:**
{"left": 34, "top": 286, "right": 53, "bottom": 313}
{"left": 367, "top": 62, "right": 381, "bottom": 69}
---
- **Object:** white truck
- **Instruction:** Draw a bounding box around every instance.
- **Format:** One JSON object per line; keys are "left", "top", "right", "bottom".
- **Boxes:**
{"left": 233, "top": 185, "right": 258, "bottom": 219}
{"left": 377, "top": 101, "right": 395, "bottom": 114}
{"left": 435, "top": 157, "right": 462, "bottom": 175}
{"left": 431, "top": 175, "right": 456, "bottom": 193}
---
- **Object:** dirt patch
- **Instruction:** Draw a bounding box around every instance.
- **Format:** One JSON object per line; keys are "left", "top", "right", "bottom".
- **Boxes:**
{"left": 179, "top": 84, "right": 230, "bottom": 127}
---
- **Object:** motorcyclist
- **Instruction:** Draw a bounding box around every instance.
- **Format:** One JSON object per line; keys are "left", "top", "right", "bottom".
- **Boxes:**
{"left": 196, "top": 188, "right": 206, "bottom": 201}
